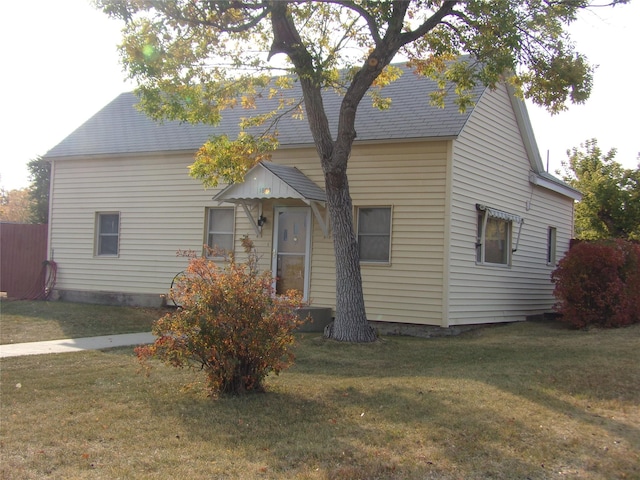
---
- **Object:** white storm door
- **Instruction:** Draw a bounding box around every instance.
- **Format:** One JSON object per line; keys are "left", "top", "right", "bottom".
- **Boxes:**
{"left": 273, "top": 207, "right": 311, "bottom": 300}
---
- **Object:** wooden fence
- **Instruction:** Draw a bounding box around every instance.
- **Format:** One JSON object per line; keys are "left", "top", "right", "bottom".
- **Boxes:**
{"left": 0, "top": 223, "right": 48, "bottom": 299}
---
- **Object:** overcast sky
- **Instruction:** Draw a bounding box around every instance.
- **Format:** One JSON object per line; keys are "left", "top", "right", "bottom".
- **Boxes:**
{"left": 1, "top": 0, "right": 638, "bottom": 191}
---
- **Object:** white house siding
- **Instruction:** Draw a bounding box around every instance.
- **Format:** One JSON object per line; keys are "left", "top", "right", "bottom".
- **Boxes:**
{"left": 49, "top": 152, "right": 253, "bottom": 302}
{"left": 447, "top": 84, "right": 575, "bottom": 325}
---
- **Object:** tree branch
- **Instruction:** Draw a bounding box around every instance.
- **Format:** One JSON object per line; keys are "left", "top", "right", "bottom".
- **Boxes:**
{"left": 398, "top": 1, "right": 459, "bottom": 47}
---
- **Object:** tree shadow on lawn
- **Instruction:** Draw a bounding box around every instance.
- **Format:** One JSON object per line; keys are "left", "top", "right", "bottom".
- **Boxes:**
{"left": 138, "top": 325, "right": 640, "bottom": 478}
{"left": 143, "top": 379, "right": 555, "bottom": 479}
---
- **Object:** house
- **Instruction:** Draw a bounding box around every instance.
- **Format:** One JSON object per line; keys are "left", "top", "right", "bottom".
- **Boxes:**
{"left": 43, "top": 63, "right": 581, "bottom": 328}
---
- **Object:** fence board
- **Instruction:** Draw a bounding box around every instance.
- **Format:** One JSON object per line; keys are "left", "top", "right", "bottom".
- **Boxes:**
{"left": 0, "top": 223, "right": 48, "bottom": 299}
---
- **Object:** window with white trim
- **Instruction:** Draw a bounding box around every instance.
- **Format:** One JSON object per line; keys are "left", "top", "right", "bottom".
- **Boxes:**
{"left": 547, "top": 227, "right": 557, "bottom": 265}
{"left": 96, "top": 212, "right": 120, "bottom": 256}
{"left": 357, "top": 206, "right": 392, "bottom": 263}
{"left": 475, "top": 204, "right": 523, "bottom": 266}
{"left": 206, "top": 207, "right": 235, "bottom": 256}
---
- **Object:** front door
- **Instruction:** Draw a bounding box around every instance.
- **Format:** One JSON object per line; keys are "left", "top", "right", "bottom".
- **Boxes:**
{"left": 273, "top": 206, "right": 311, "bottom": 300}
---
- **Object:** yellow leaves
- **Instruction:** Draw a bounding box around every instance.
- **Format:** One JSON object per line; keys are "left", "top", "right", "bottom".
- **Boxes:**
{"left": 274, "top": 76, "right": 294, "bottom": 90}
{"left": 367, "top": 64, "right": 404, "bottom": 111}
{"left": 241, "top": 95, "right": 257, "bottom": 109}
{"left": 190, "top": 134, "right": 279, "bottom": 188}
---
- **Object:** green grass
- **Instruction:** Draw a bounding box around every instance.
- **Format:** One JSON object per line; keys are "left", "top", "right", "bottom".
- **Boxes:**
{"left": 1, "top": 317, "right": 639, "bottom": 479}
{"left": 0, "top": 300, "right": 165, "bottom": 344}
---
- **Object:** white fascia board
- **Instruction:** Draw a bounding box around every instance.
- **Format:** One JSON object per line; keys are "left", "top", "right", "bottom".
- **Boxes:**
{"left": 529, "top": 172, "right": 583, "bottom": 201}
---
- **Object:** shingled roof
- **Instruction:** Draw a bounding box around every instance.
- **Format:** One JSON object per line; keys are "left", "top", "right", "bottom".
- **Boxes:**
{"left": 44, "top": 64, "right": 487, "bottom": 159}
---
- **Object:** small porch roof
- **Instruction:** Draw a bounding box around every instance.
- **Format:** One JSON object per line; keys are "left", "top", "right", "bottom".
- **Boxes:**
{"left": 212, "top": 161, "right": 326, "bottom": 205}
{"left": 212, "top": 162, "right": 329, "bottom": 237}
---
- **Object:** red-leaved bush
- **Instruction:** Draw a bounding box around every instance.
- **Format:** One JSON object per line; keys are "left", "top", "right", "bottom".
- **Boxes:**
{"left": 551, "top": 239, "right": 640, "bottom": 328}
{"left": 137, "top": 237, "right": 307, "bottom": 396}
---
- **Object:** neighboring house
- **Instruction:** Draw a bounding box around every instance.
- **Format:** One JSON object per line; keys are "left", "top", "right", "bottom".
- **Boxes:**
{"left": 43, "top": 64, "right": 580, "bottom": 328}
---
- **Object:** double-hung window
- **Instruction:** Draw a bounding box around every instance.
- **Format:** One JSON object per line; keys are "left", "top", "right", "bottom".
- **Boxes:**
{"left": 357, "top": 206, "right": 392, "bottom": 263}
{"left": 476, "top": 204, "right": 523, "bottom": 266}
{"left": 206, "top": 207, "right": 235, "bottom": 257}
{"left": 96, "top": 212, "right": 120, "bottom": 256}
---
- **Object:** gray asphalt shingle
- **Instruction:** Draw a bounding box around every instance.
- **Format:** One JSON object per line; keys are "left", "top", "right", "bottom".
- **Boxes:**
{"left": 44, "top": 64, "right": 487, "bottom": 159}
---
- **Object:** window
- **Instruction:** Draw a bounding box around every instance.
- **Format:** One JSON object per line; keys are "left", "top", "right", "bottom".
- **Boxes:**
{"left": 96, "top": 212, "right": 120, "bottom": 256}
{"left": 547, "top": 227, "right": 557, "bottom": 265}
{"left": 206, "top": 207, "right": 235, "bottom": 256}
{"left": 476, "top": 204, "right": 523, "bottom": 266}
{"left": 357, "top": 207, "right": 392, "bottom": 263}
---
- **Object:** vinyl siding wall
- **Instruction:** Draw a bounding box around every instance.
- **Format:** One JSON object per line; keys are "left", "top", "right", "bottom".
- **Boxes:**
{"left": 447, "top": 84, "right": 575, "bottom": 325}
{"left": 259, "top": 142, "right": 449, "bottom": 326}
{"left": 49, "top": 153, "right": 251, "bottom": 298}
{"left": 50, "top": 141, "right": 448, "bottom": 324}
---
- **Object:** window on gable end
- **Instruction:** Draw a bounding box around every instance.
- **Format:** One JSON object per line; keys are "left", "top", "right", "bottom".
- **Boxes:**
{"left": 357, "top": 206, "right": 392, "bottom": 264}
{"left": 96, "top": 212, "right": 120, "bottom": 256}
{"left": 206, "top": 207, "right": 235, "bottom": 257}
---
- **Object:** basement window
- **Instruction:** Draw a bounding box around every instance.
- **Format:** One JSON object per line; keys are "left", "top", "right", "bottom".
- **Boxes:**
{"left": 475, "top": 204, "right": 523, "bottom": 266}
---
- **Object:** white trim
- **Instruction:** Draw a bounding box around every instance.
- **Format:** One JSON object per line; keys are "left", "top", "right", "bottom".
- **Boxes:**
{"left": 529, "top": 172, "right": 582, "bottom": 201}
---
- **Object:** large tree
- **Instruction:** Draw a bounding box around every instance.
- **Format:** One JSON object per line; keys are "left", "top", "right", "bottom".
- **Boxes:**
{"left": 27, "top": 156, "right": 51, "bottom": 224}
{"left": 99, "top": 0, "right": 627, "bottom": 342}
{"left": 0, "top": 188, "right": 32, "bottom": 223}
{"left": 559, "top": 139, "right": 640, "bottom": 241}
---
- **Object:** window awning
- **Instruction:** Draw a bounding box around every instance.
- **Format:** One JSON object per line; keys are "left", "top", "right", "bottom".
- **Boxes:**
{"left": 476, "top": 204, "right": 523, "bottom": 224}
{"left": 213, "top": 162, "right": 329, "bottom": 237}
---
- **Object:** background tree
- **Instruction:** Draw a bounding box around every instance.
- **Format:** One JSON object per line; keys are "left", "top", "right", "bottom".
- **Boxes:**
{"left": 0, "top": 188, "right": 33, "bottom": 223}
{"left": 27, "top": 156, "right": 51, "bottom": 224}
{"left": 559, "top": 139, "right": 640, "bottom": 240}
{"left": 99, "top": 0, "right": 628, "bottom": 342}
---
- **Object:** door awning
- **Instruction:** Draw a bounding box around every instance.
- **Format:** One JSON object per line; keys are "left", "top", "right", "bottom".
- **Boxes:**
{"left": 213, "top": 162, "right": 329, "bottom": 237}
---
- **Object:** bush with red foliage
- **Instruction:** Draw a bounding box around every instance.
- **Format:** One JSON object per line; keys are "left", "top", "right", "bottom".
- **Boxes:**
{"left": 137, "top": 237, "right": 307, "bottom": 396}
{"left": 551, "top": 239, "right": 640, "bottom": 328}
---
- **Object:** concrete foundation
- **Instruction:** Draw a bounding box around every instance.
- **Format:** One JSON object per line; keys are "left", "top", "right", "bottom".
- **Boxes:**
{"left": 295, "top": 307, "right": 333, "bottom": 333}
{"left": 52, "top": 289, "right": 165, "bottom": 308}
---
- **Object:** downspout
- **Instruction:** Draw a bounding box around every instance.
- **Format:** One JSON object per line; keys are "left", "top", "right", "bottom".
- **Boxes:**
{"left": 47, "top": 158, "right": 55, "bottom": 262}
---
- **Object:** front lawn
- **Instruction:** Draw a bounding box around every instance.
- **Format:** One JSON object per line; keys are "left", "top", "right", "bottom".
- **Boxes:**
{"left": 0, "top": 300, "right": 164, "bottom": 344}
{"left": 1, "top": 320, "right": 638, "bottom": 479}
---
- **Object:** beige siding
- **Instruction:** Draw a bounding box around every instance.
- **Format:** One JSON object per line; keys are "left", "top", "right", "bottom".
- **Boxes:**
{"left": 256, "top": 142, "right": 449, "bottom": 326}
{"left": 51, "top": 140, "right": 449, "bottom": 324}
{"left": 348, "top": 142, "right": 448, "bottom": 325}
{"left": 447, "top": 84, "right": 575, "bottom": 325}
{"left": 50, "top": 153, "right": 251, "bottom": 297}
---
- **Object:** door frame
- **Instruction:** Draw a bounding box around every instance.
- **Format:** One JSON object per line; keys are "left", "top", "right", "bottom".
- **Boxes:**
{"left": 272, "top": 206, "right": 312, "bottom": 301}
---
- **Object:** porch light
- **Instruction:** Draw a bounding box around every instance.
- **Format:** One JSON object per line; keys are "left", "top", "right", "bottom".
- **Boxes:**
{"left": 259, "top": 187, "right": 271, "bottom": 195}
{"left": 257, "top": 215, "right": 267, "bottom": 227}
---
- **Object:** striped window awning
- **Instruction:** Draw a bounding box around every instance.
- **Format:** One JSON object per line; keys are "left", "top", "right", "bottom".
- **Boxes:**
{"left": 476, "top": 204, "right": 523, "bottom": 224}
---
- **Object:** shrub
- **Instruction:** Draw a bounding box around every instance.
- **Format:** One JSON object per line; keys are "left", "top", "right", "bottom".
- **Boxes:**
{"left": 136, "top": 238, "right": 307, "bottom": 396}
{"left": 551, "top": 239, "right": 640, "bottom": 328}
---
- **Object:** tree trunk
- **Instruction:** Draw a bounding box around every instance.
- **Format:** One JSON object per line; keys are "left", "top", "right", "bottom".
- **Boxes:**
{"left": 322, "top": 157, "right": 377, "bottom": 343}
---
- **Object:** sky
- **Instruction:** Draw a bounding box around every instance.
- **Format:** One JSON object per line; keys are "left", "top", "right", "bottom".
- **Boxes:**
{"left": 1, "top": 0, "right": 638, "bottom": 191}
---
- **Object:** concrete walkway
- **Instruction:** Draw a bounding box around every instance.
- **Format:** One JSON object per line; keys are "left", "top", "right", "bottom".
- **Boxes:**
{"left": 0, "top": 332, "right": 155, "bottom": 358}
